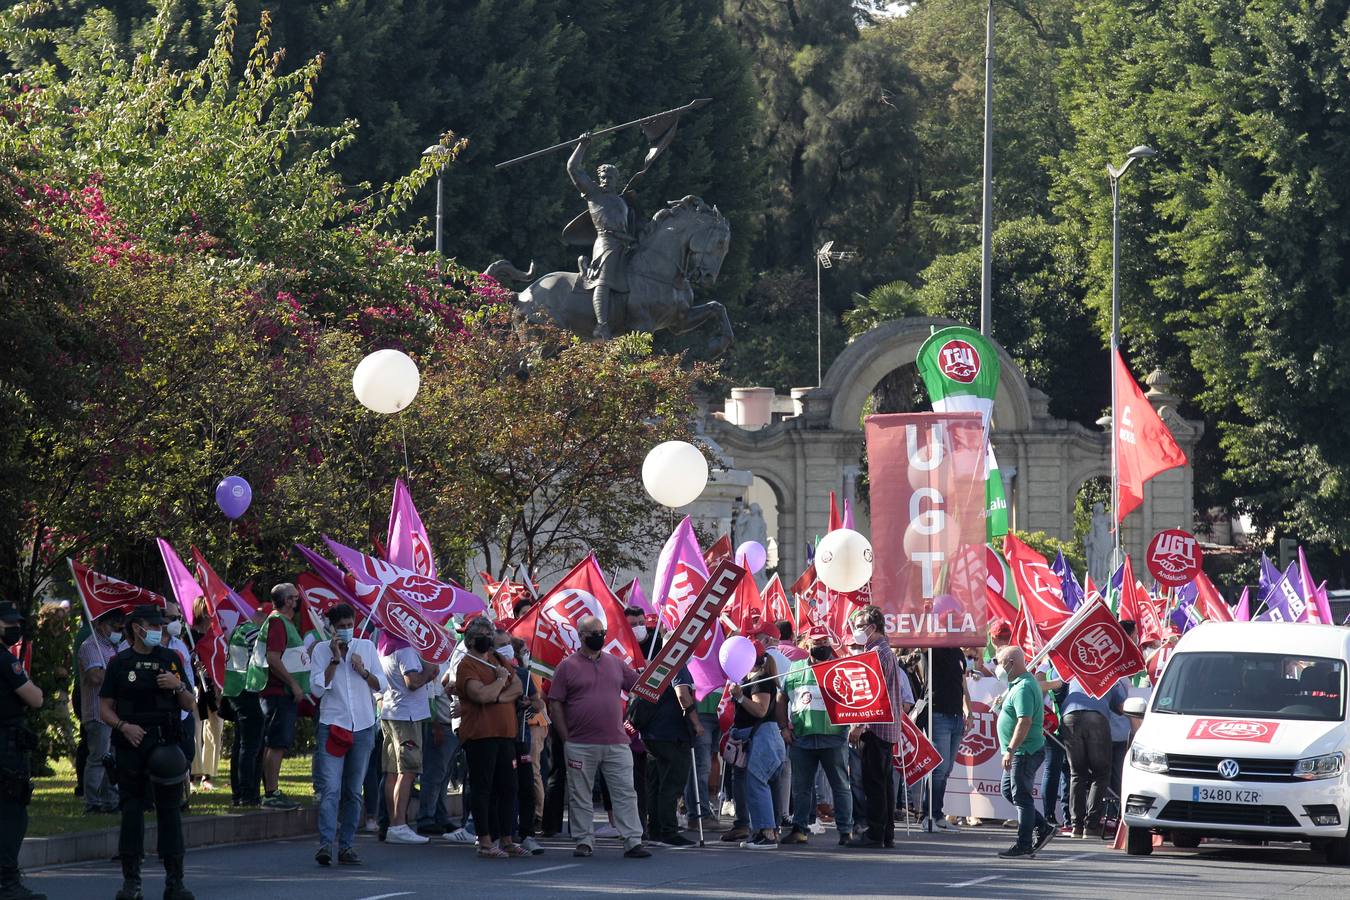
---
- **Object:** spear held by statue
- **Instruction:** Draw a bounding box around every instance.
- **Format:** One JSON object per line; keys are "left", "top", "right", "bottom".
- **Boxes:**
{"left": 493, "top": 98, "right": 711, "bottom": 170}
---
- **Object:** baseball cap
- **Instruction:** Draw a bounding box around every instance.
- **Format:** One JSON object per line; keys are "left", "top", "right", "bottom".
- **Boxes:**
{"left": 989, "top": 621, "right": 1012, "bottom": 640}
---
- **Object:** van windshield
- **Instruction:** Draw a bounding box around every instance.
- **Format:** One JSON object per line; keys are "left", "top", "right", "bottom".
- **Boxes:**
{"left": 1153, "top": 652, "right": 1345, "bottom": 722}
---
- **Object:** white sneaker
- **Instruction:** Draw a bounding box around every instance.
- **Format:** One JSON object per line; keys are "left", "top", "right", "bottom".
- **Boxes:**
{"left": 720, "top": 800, "right": 736, "bottom": 817}
{"left": 443, "top": 827, "right": 476, "bottom": 844}
{"left": 361, "top": 817, "right": 378, "bottom": 833}
{"left": 934, "top": 818, "right": 960, "bottom": 833}
{"left": 807, "top": 821, "right": 827, "bottom": 835}
{"left": 521, "top": 836, "right": 544, "bottom": 855}
{"left": 386, "top": 824, "right": 430, "bottom": 845}
{"left": 594, "top": 823, "right": 620, "bottom": 838}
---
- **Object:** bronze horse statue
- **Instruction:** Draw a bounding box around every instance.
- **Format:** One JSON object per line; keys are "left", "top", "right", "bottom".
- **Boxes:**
{"left": 485, "top": 196, "right": 733, "bottom": 356}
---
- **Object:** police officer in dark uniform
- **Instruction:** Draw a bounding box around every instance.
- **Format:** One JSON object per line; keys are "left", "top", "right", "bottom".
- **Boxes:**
{"left": 99, "top": 604, "right": 196, "bottom": 900}
{"left": 0, "top": 603, "right": 45, "bottom": 900}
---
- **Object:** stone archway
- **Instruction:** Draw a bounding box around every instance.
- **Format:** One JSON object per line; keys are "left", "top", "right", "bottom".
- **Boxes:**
{"left": 707, "top": 317, "right": 1203, "bottom": 582}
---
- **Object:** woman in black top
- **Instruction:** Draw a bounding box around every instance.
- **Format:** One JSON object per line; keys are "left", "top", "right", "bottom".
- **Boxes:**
{"left": 726, "top": 647, "right": 787, "bottom": 849}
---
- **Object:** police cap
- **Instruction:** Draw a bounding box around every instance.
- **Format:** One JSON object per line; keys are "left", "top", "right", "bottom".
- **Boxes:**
{"left": 0, "top": 603, "right": 22, "bottom": 624}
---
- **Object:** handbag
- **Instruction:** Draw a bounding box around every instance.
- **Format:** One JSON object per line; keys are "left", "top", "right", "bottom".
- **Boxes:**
{"left": 720, "top": 719, "right": 765, "bottom": 769}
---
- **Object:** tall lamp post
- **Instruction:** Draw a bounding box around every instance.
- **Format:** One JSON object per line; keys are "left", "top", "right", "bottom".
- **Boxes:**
{"left": 815, "top": 241, "right": 856, "bottom": 386}
{"left": 422, "top": 145, "right": 452, "bottom": 267}
{"left": 979, "top": 0, "right": 994, "bottom": 338}
{"left": 1106, "top": 143, "right": 1156, "bottom": 561}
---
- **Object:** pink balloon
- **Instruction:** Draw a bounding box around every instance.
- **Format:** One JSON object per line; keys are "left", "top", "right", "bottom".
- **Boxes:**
{"left": 719, "top": 635, "right": 757, "bottom": 682}
{"left": 735, "top": 540, "right": 767, "bottom": 575}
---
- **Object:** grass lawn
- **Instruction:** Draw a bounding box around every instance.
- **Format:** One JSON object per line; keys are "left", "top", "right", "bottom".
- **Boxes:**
{"left": 29, "top": 755, "right": 316, "bottom": 837}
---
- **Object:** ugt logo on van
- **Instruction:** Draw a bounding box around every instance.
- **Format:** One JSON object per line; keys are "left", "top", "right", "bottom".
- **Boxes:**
{"left": 1186, "top": 718, "right": 1280, "bottom": 743}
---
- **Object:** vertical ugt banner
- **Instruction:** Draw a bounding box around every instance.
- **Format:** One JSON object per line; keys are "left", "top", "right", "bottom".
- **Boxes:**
{"left": 865, "top": 413, "right": 987, "bottom": 647}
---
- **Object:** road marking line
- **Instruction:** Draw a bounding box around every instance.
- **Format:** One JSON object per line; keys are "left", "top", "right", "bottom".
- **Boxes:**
{"left": 357, "top": 893, "right": 415, "bottom": 900}
{"left": 509, "top": 863, "right": 582, "bottom": 877}
{"left": 1060, "top": 851, "right": 1100, "bottom": 862}
{"left": 946, "top": 875, "right": 999, "bottom": 888}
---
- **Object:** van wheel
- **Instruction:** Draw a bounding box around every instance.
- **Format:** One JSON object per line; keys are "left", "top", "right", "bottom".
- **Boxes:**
{"left": 1324, "top": 834, "right": 1350, "bottom": 865}
{"left": 1171, "top": 832, "right": 1201, "bottom": 849}
{"left": 1126, "top": 826, "right": 1154, "bottom": 856}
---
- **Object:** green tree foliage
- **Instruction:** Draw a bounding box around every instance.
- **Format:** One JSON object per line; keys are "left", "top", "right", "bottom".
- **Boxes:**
{"left": 1053, "top": 0, "right": 1350, "bottom": 552}
{"left": 0, "top": 3, "right": 704, "bottom": 610}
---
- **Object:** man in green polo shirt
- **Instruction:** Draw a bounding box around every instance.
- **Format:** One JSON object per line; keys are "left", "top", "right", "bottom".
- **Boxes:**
{"left": 995, "top": 645, "right": 1054, "bottom": 859}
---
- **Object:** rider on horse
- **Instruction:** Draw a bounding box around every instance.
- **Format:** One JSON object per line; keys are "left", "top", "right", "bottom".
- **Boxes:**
{"left": 566, "top": 133, "right": 636, "bottom": 340}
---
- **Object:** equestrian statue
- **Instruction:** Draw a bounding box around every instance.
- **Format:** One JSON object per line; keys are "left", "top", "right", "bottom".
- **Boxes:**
{"left": 485, "top": 99, "right": 734, "bottom": 356}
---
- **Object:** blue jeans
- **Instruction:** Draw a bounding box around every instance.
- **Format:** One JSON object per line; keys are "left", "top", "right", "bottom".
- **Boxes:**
{"left": 1042, "top": 737, "right": 1070, "bottom": 823}
{"left": 924, "top": 713, "right": 963, "bottom": 820}
{"left": 1001, "top": 748, "right": 1047, "bottom": 849}
{"left": 683, "top": 711, "right": 719, "bottom": 819}
{"left": 789, "top": 740, "right": 852, "bottom": 835}
{"left": 731, "top": 725, "right": 785, "bottom": 832}
{"left": 316, "top": 723, "right": 377, "bottom": 851}
{"left": 417, "top": 721, "right": 458, "bottom": 829}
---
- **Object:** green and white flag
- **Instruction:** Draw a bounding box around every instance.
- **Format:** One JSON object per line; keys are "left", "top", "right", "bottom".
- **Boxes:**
{"left": 917, "top": 326, "right": 1006, "bottom": 537}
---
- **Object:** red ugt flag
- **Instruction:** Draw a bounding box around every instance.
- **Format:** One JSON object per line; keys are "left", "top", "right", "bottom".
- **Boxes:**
{"left": 1003, "top": 534, "right": 1071, "bottom": 634}
{"left": 894, "top": 715, "right": 943, "bottom": 787}
{"left": 810, "top": 649, "right": 895, "bottom": 726}
{"left": 69, "top": 559, "right": 165, "bottom": 621}
{"left": 1046, "top": 601, "right": 1145, "bottom": 699}
{"left": 1113, "top": 350, "right": 1187, "bottom": 524}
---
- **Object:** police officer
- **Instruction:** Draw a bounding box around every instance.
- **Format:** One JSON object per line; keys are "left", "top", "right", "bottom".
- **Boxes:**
{"left": 0, "top": 603, "right": 45, "bottom": 900}
{"left": 99, "top": 604, "right": 196, "bottom": 900}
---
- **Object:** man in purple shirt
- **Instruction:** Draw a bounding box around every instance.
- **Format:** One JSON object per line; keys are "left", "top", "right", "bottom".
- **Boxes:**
{"left": 546, "top": 615, "right": 650, "bottom": 860}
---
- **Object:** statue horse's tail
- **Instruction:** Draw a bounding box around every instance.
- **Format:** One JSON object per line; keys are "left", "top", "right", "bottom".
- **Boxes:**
{"left": 483, "top": 259, "right": 536, "bottom": 283}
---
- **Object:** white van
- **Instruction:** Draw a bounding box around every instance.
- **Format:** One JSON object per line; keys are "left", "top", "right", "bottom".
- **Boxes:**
{"left": 1121, "top": 622, "right": 1349, "bottom": 861}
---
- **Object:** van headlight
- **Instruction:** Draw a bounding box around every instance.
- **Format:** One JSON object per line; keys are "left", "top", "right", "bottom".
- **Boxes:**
{"left": 1293, "top": 752, "right": 1344, "bottom": 780}
{"left": 1130, "top": 744, "right": 1168, "bottom": 774}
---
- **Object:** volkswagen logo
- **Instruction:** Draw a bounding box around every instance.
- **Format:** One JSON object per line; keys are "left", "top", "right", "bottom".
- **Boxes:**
{"left": 1217, "top": 758, "right": 1241, "bottom": 780}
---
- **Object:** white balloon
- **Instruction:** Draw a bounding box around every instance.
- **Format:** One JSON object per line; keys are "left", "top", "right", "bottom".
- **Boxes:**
{"left": 641, "top": 440, "right": 708, "bottom": 508}
{"left": 815, "top": 528, "right": 874, "bottom": 593}
{"left": 352, "top": 349, "right": 420, "bottom": 414}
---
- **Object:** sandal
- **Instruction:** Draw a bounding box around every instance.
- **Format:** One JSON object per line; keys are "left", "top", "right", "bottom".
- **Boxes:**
{"left": 477, "top": 845, "right": 509, "bottom": 859}
{"left": 502, "top": 843, "right": 532, "bottom": 858}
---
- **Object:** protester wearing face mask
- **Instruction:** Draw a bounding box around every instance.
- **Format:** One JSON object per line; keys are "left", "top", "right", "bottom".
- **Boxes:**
{"left": 0, "top": 603, "right": 46, "bottom": 900}
{"left": 244, "top": 584, "right": 311, "bottom": 810}
{"left": 99, "top": 603, "right": 197, "bottom": 900}
{"left": 845, "top": 606, "right": 912, "bottom": 849}
{"left": 308, "top": 603, "right": 384, "bottom": 866}
{"left": 456, "top": 619, "right": 529, "bottom": 858}
{"left": 77, "top": 609, "right": 126, "bottom": 815}
{"left": 546, "top": 615, "right": 650, "bottom": 859}
{"left": 779, "top": 627, "right": 853, "bottom": 846}
{"left": 726, "top": 641, "right": 786, "bottom": 850}
{"left": 507, "top": 636, "right": 546, "bottom": 854}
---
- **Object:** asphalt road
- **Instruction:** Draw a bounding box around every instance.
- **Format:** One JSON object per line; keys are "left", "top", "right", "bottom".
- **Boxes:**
{"left": 28, "top": 824, "right": 1350, "bottom": 900}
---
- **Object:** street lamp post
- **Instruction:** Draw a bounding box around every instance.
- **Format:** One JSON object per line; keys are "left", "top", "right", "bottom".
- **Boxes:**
{"left": 979, "top": 0, "right": 994, "bottom": 338}
{"left": 1106, "top": 143, "right": 1156, "bottom": 560}
{"left": 815, "top": 241, "right": 856, "bottom": 386}
{"left": 422, "top": 145, "right": 452, "bottom": 267}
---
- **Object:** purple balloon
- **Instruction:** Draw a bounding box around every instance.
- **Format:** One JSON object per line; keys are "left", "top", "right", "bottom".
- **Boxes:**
{"left": 719, "top": 634, "right": 757, "bottom": 682}
{"left": 215, "top": 476, "right": 252, "bottom": 520}
{"left": 735, "top": 540, "right": 768, "bottom": 575}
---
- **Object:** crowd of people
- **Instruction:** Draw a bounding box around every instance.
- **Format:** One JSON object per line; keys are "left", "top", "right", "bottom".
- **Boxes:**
{"left": 14, "top": 578, "right": 1169, "bottom": 899}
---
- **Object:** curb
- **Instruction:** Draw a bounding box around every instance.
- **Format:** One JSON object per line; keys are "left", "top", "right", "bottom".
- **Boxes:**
{"left": 23, "top": 806, "right": 318, "bottom": 869}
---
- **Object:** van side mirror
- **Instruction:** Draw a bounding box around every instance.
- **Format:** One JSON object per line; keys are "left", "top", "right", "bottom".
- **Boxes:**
{"left": 1123, "top": 696, "right": 1148, "bottom": 718}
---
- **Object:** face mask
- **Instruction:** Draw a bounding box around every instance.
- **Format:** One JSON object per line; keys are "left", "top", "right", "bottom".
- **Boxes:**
{"left": 631, "top": 625, "right": 648, "bottom": 642}
{"left": 108, "top": 630, "right": 124, "bottom": 645}
{"left": 583, "top": 633, "right": 605, "bottom": 652}
{"left": 335, "top": 627, "right": 354, "bottom": 643}
{"left": 851, "top": 628, "right": 870, "bottom": 646}
{"left": 810, "top": 645, "right": 832, "bottom": 662}
{"left": 471, "top": 635, "right": 494, "bottom": 654}
{"left": 496, "top": 645, "right": 516, "bottom": 663}
{"left": 166, "top": 621, "right": 183, "bottom": 638}
{"left": 141, "top": 627, "right": 162, "bottom": 649}
{"left": 994, "top": 664, "right": 1007, "bottom": 681}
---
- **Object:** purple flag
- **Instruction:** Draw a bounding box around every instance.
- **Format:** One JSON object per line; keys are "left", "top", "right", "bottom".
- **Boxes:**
{"left": 652, "top": 516, "right": 708, "bottom": 614}
{"left": 1169, "top": 582, "right": 1200, "bottom": 633}
{"left": 1257, "top": 553, "right": 1282, "bottom": 605}
{"left": 842, "top": 499, "right": 855, "bottom": 530}
{"left": 387, "top": 478, "right": 437, "bottom": 577}
{"left": 1051, "top": 551, "right": 1083, "bottom": 612}
{"left": 689, "top": 618, "right": 728, "bottom": 702}
{"left": 1255, "top": 570, "right": 1298, "bottom": 623}
{"left": 157, "top": 538, "right": 203, "bottom": 629}
{"left": 1235, "top": 586, "right": 1251, "bottom": 621}
{"left": 624, "top": 578, "right": 655, "bottom": 616}
{"left": 293, "top": 543, "right": 373, "bottom": 619}
{"left": 324, "top": 536, "right": 483, "bottom": 620}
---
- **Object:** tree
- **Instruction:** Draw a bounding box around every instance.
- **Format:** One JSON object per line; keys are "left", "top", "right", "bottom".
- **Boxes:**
{"left": 1054, "top": 0, "right": 1350, "bottom": 561}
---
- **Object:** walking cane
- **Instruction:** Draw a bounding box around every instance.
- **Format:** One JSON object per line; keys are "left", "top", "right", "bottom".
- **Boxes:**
{"left": 689, "top": 744, "right": 706, "bottom": 847}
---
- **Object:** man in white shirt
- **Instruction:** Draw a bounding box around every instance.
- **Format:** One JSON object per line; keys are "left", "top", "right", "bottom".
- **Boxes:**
{"left": 310, "top": 604, "right": 386, "bottom": 866}
{"left": 379, "top": 636, "right": 439, "bottom": 845}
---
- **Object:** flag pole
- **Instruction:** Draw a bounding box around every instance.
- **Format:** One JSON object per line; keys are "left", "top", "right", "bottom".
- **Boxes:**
{"left": 925, "top": 646, "right": 934, "bottom": 829}
{"left": 357, "top": 585, "right": 386, "bottom": 641}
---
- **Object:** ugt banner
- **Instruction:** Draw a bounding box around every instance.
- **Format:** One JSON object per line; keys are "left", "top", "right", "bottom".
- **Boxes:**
{"left": 1045, "top": 600, "right": 1145, "bottom": 699}
{"left": 810, "top": 649, "right": 894, "bottom": 726}
{"left": 864, "top": 413, "right": 988, "bottom": 646}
